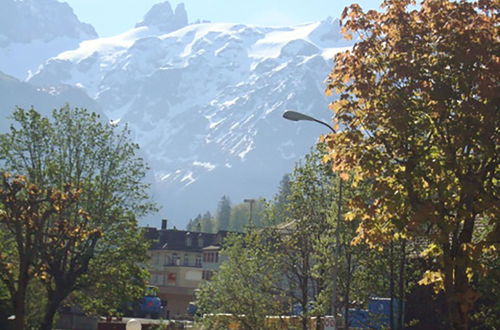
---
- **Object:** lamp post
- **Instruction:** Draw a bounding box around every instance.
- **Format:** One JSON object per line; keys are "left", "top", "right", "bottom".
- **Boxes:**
{"left": 283, "top": 110, "right": 336, "bottom": 133}
{"left": 244, "top": 198, "right": 256, "bottom": 229}
{"left": 282, "top": 109, "right": 342, "bottom": 321}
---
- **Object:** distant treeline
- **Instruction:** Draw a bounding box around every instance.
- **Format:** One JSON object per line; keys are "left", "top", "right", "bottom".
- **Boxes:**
{"left": 186, "top": 175, "right": 291, "bottom": 233}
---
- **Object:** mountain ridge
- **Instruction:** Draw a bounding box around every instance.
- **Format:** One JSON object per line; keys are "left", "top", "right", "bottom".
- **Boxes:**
{"left": 3, "top": 1, "right": 353, "bottom": 226}
{"left": 0, "top": 0, "right": 98, "bottom": 79}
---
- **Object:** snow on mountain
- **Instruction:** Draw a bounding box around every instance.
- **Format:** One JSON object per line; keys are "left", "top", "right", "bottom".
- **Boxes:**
{"left": 0, "top": 0, "right": 98, "bottom": 80}
{"left": 27, "top": 1, "right": 354, "bottom": 226}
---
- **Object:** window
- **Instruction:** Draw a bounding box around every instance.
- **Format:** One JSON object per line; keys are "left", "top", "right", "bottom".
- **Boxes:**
{"left": 204, "top": 252, "right": 218, "bottom": 263}
{"left": 184, "top": 254, "right": 189, "bottom": 266}
{"left": 202, "top": 270, "right": 213, "bottom": 280}
{"left": 186, "top": 235, "right": 192, "bottom": 247}
{"left": 164, "top": 254, "right": 170, "bottom": 266}
{"left": 195, "top": 255, "right": 202, "bottom": 267}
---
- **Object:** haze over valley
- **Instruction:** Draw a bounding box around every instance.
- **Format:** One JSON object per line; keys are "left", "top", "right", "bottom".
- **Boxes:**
{"left": 0, "top": 0, "right": 355, "bottom": 227}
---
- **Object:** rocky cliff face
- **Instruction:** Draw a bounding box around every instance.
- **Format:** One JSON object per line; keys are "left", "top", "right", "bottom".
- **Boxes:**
{"left": 0, "top": 0, "right": 98, "bottom": 79}
{"left": 135, "top": 2, "right": 188, "bottom": 33}
{"left": 3, "top": 1, "right": 353, "bottom": 225}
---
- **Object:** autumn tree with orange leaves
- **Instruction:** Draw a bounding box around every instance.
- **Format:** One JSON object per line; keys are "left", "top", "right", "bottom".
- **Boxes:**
{"left": 324, "top": 1, "right": 499, "bottom": 329}
{"left": 0, "top": 174, "right": 87, "bottom": 330}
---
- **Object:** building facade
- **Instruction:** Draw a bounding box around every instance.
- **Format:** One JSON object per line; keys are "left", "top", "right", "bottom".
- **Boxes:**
{"left": 143, "top": 220, "right": 231, "bottom": 317}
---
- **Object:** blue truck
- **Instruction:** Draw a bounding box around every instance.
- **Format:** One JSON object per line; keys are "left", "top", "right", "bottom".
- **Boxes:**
{"left": 122, "top": 285, "right": 163, "bottom": 319}
{"left": 349, "top": 297, "right": 401, "bottom": 329}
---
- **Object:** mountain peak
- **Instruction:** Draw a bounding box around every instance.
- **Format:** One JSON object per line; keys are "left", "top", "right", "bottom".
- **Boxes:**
{"left": 135, "top": 1, "right": 188, "bottom": 33}
{"left": 27, "top": 16, "right": 354, "bottom": 226}
{"left": 0, "top": 0, "right": 97, "bottom": 47}
{"left": 0, "top": 0, "right": 98, "bottom": 79}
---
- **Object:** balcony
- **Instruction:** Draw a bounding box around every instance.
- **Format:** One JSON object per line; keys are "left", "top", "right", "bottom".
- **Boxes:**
{"left": 163, "top": 259, "right": 202, "bottom": 268}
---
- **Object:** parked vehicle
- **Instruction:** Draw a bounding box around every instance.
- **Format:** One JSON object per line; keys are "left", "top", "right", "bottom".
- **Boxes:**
{"left": 122, "top": 285, "right": 163, "bottom": 319}
{"left": 349, "top": 297, "right": 400, "bottom": 329}
{"left": 187, "top": 302, "right": 197, "bottom": 317}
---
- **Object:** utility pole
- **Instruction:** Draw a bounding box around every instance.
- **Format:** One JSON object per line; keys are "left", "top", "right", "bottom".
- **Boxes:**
{"left": 244, "top": 198, "right": 256, "bottom": 229}
{"left": 332, "top": 177, "right": 342, "bottom": 320}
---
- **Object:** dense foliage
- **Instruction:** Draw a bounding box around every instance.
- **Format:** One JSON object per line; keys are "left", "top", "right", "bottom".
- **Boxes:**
{"left": 195, "top": 145, "right": 412, "bottom": 329}
{"left": 196, "top": 232, "right": 288, "bottom": 330}
{"left": 187, "top": 196, "right": 266, "bottom": 233}
{"left": 324, "top": 1, "right": 499, "bottom": 328}
{"left": 0, "top": 106, "right": 154, "bottom": 329}
{"left": 267, "top": 145, "right": 337, "bottom": 329}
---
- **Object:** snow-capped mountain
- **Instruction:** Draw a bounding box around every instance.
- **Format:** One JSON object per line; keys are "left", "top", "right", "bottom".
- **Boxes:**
{"left": 10, "top": 1, "right": 354, "bottom": 226}
{"left": 135, "top": 1, "right": 188, "bottom": 32}
{"left": 0, "top": 0, "right": 97, "bottom": 80}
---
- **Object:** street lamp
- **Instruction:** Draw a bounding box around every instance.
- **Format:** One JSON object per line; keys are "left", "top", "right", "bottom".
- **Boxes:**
{"left": 283, "top": 110, "right": 336, "bottom": 133}
{"left": 282, "top": 109, "right": 343, "bottom": 320}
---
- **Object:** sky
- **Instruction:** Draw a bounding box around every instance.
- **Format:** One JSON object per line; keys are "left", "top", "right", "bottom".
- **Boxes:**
{"left": 62, "top": 0, "right": 384, "bottom": 37}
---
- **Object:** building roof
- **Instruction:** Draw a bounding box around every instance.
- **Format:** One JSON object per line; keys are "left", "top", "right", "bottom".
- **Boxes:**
{"left": 144, "top": 226, "right": 236, "bottom": 252}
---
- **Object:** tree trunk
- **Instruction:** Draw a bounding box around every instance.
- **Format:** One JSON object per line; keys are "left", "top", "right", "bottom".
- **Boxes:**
{"left": 444, "top": 278, "right": 470, "bottom": 330}
{"left": 397, "top": 240, "right": 406, "bottom": 330}
{"left": 39, "top": 291, "right": 65, "bottom": 330}
{"left": 344, "top": 252, "right": 351, "bottom": 330}
{"left": 389, "top": 241, "right": 395, "bottom": 330}
{"left": 301, "top": 282, "right": 308, "bottom": 330}
{"left": 449, "top": 265, "right": 476, "bottom": 330}
{"left": 300, "top": 252, "right": 309, "bottom": 330}
{"left": 315, "top": 274, "right": 325, "bottom": 330}
{"left": 13, "top": 261, "right": 30, "bottom": 330}
{"left": 443, "top": 212, "right": 477, "bottom": 330}
{"left": 443, "top": 251, "right": 474, "bottom": 330}
{"left": 13, "top": 285, "right": 27, "bottom": 330}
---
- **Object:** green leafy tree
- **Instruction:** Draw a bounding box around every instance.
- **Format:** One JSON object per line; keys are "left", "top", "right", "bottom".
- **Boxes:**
{"left": 0, "top": 106, "right": 154, "bottom": 329}
{"left": 0, "top": 280, "right": 12, "bottom": 329}
{"left": 229, "top": 199, "right": 266, "bottom": 232}
{"left": 201, "top": 211, "right": 215, "bottom": 233}
{"left": 267, "top": 144, "right": 337, "bottom": 330}
{"left": 187, "top": 214, "right": 203, "bottom": 232}
{"left": 272, "top": 174, "right": 292, "bottom": 225}
{"left": 324, "top": 1, "right": 499, "bottom": 328}
{"left": 196, "top": 232, "right": 287, "bottom": 330}
{"left": 215, "top": 195, "right": 232, "bottom": 231}
{"left": 470, "top": 218, "right": 499, "bottom": 329}
{"left": 228, "top": 203, "right": 249, "bottom": 232}
{"left": 186, "top": 218, "right": 195, "bottom": 231}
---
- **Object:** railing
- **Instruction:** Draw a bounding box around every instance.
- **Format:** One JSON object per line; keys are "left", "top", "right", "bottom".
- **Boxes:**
{"left": 162, "top": 261, "right": 202, "bottom": 268}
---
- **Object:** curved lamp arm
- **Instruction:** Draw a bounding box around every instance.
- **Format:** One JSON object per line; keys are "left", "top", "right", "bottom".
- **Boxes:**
{"left": 283, "top": 110, "right": 336, "bottom": 133}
